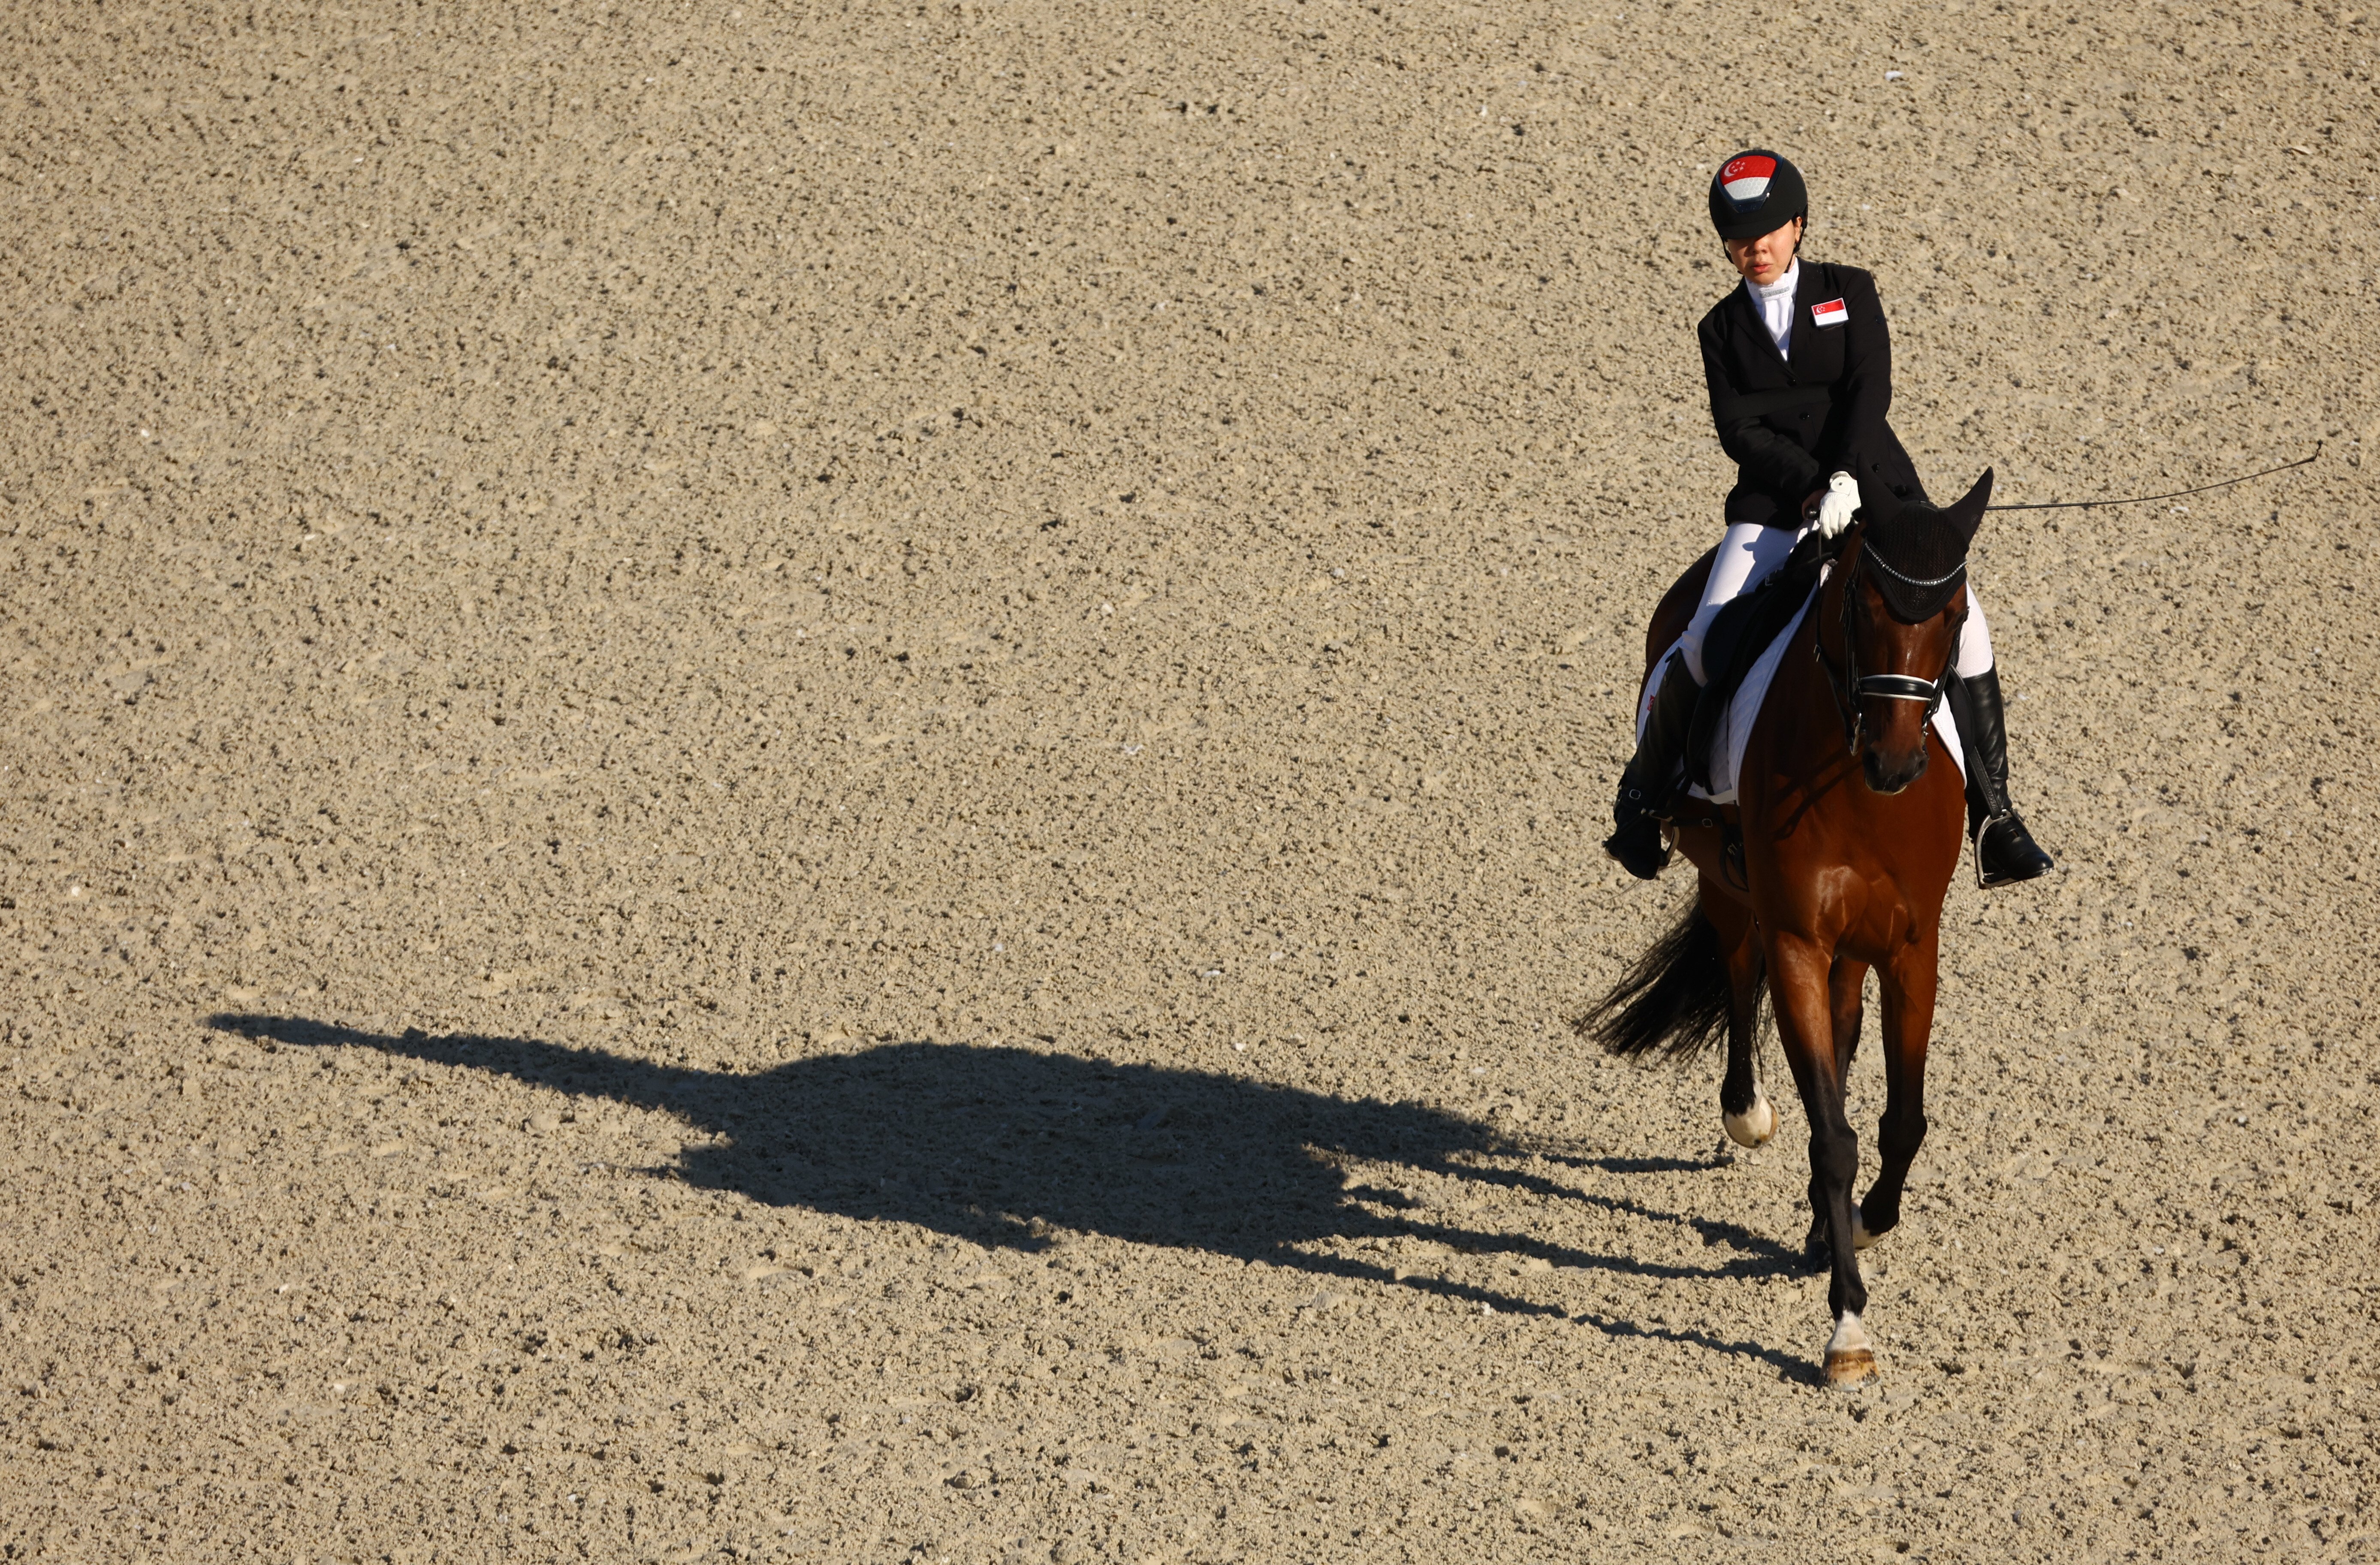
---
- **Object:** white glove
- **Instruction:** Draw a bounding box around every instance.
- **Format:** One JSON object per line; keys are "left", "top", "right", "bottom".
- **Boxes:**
{"left": 1815, "top": 471, "right": 1861, "bottom": 538}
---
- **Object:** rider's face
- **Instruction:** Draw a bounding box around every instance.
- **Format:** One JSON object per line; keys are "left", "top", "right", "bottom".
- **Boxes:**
{"left": 1725, "top": 217, "right": 1804, "bottom": 286}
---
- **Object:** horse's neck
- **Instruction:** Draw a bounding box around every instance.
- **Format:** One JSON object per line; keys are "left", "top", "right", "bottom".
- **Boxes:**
{"left": 1812, "top": 552, "right": 1848, "bottom": 666}
{"left": 1777, "top": 553, "right": 1852, "bottom": 760}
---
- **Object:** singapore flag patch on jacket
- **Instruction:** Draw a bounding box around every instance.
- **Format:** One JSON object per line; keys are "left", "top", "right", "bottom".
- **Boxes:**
{"left": 1810, "top": 297, "right": 1850, "bottom": 329}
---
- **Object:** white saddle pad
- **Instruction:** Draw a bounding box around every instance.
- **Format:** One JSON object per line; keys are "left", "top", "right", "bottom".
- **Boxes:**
{"left": 1640, "top": 571, "right": 1966, "bottom": 807}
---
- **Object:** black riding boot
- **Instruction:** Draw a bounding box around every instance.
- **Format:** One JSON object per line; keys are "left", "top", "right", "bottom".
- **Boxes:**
{"left": 1949, "top": 666, "right": 2055, "bottom": 887}
{"left": 1604, "top": 651, "right": 1701, "bottom": 881}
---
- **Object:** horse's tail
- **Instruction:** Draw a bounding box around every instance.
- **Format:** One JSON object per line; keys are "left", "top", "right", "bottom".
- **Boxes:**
{"left": 1572, "top": 898, "right": 1736, "bottom": 1063}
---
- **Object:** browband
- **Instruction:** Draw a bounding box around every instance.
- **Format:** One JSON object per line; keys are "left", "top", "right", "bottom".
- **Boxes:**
{"left": 1861, "top": 548, "right": 1967, "bottom": 594}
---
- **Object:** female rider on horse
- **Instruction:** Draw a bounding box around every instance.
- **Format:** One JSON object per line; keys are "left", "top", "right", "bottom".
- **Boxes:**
{"left": 1604, "top": 149, "right": 2055, "bottom": 890}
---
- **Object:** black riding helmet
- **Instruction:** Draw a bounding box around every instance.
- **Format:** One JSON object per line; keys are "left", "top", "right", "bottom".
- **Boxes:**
{"left": 1709, "top": 150, "right": 1808, "bottom": 241}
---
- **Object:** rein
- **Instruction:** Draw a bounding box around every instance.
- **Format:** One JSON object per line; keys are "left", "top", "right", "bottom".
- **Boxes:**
{"left": 1811, "top": 537, "right": 1966, "bottom": 758}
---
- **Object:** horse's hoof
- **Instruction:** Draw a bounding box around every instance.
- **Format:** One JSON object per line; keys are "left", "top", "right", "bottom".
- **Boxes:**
{"left": 1723, "top": 1091, "right": 1777, "bottom": 1148}
{"left": 1823, "top": 1312, "right": 1878, "bottom": 1388}
{"left": 1852, "top": 1214, "right": 1877, "bottom": 1250}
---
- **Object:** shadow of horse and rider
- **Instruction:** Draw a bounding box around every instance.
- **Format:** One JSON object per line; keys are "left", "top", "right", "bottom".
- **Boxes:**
{"left": 204, "top": 488, "right": 2010, "bottom": 1387}
{"left": 207, "top": 1012, "right": 1814, "bottom": 1376}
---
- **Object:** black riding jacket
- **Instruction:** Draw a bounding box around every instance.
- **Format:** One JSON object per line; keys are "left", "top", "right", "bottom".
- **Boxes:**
{"left": 1697, "top": 260, "right": 1928, "bottom": 529}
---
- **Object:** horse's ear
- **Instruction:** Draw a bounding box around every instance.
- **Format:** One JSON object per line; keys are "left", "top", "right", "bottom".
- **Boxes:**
{"left": 1855, "top": 469, "right": 1906, "bottom": 528}
{"left": 1948, "top": 468, "right": 1994, "bottom": 542}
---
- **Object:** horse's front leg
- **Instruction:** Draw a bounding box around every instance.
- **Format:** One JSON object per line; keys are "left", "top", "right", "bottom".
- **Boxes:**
{"left": 1818, "top": 953, "right": 1875, "bottom": 1248}
{"left": 1858, "top": 931, "right": 1940, "bottom": 1246}
{"left": 1804, "top": 954, "right": 1869, "bottom": 1250}
{"left": 1766, "top": 934, "right": 1875, "bottom": 1386}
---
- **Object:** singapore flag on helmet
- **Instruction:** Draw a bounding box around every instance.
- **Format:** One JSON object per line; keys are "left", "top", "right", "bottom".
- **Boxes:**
{"left": 1719, "top": 154, "right": 1778, "bottom": 208}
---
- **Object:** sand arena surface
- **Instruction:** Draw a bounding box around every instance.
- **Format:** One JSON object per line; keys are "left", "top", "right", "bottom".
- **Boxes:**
{"left": 4, "top": 2, "right": 2378, "bottom": 1559}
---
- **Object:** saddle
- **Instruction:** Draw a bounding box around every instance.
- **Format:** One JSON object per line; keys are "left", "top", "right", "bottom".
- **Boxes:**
{"left": 1682, "top": 529, "right": 1835, "bottom": 795}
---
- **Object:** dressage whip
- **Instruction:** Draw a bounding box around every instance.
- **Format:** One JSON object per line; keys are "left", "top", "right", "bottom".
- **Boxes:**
{"left": 1983, "top": 442, "right": 2321, "bottom": 512}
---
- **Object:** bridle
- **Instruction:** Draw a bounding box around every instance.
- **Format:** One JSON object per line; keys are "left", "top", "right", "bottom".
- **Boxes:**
{"left": 1812, "top": 531, "right": 1967, "bottom": 758}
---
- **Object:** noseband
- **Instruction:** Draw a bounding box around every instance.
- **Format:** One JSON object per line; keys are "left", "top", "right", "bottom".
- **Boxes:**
{"left": 1812, "top": 539, "right": 1966, "bottom": 758}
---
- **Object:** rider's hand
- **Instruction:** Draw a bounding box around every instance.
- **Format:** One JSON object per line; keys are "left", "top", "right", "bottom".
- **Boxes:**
{"left": 1814, "top": 471, "right": 1861, "bottom": 538}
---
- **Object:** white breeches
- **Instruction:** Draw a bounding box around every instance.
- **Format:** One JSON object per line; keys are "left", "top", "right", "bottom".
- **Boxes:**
{"left": 1675, "top": 520, "right": 1994, "bottom": 683}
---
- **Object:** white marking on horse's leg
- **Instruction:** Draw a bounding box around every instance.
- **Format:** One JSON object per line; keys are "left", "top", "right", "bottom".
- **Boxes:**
{"left": 1723, "top": 1088, "right": 1777, "bottom": 1148}
{"left": 1823, "top": 1311, "right": 1878, "bottom": 1387}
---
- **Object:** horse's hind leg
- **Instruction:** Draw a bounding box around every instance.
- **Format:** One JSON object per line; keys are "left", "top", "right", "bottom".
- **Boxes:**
{"left": 1859, "top": 932, "right": 1940, "bottom": 1247}
{"left": 1704, "top": 889, "right": 1774, "bottom": 1148}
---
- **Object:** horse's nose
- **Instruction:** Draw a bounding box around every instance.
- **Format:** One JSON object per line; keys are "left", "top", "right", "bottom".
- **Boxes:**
{"left": 1862, "top": 744, "right": 1929, "bottom": 797}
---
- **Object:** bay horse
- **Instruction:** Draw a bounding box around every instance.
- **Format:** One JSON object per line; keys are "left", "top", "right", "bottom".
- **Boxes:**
{"left": 1578, "top": 472, "right": 1993, "bottom": 1386}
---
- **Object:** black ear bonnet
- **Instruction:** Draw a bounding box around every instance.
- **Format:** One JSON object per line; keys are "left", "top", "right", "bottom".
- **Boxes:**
{"left": 1857, "top": 470, "right": 1991, "bottom": 622}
